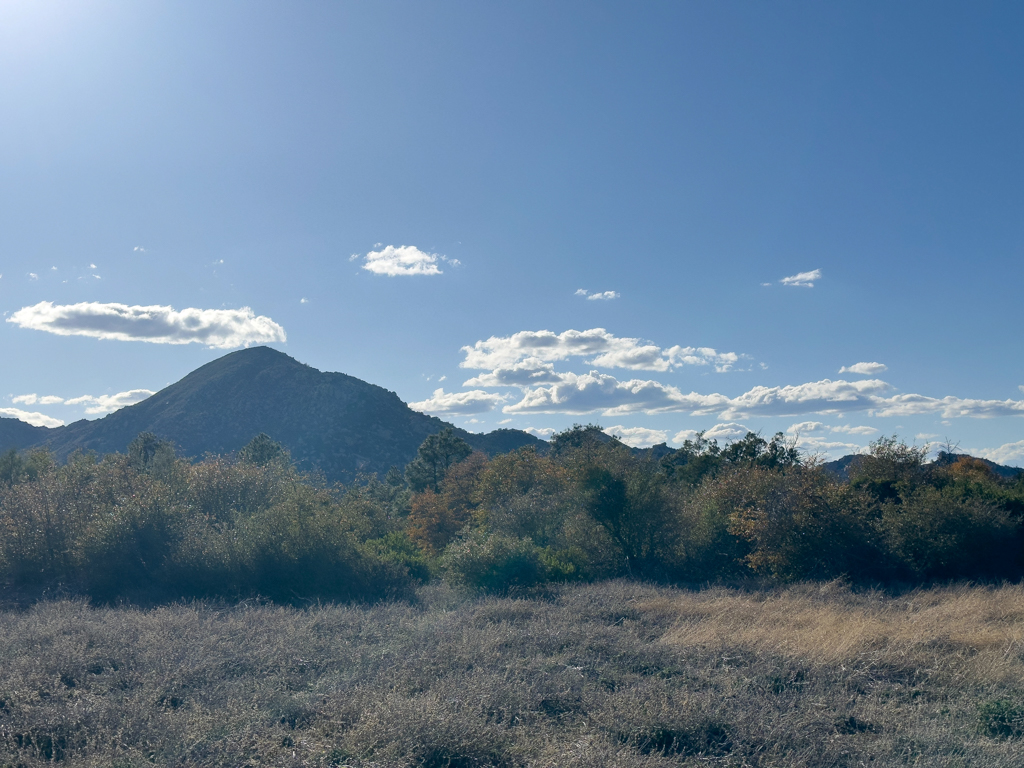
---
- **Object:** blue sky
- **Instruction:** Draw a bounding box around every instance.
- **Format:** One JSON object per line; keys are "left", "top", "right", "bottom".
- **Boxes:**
{"left": 2, "top": 1, "right": 1023, "bottom": 464}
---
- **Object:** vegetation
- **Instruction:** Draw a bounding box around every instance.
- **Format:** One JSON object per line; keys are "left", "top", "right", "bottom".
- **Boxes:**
{"left": 1, "top": 581, "right": 1024, "bottom": 766}
{"left": 2, "top": 427, "right": 1024, "bottom": 603}
{"left": 2, "top": 428, "right": 1024, "bottom": 764}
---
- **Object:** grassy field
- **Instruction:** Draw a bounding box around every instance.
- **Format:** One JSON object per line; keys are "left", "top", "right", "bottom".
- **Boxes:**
{"left": 1, "top": 581, "right": 1023, "bottom": 767}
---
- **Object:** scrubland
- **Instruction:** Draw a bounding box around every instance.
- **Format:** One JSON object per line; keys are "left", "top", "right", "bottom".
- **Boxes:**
{"left": 2, "top": 581, "right": 1024, "bottom": 767}
{"left": 2, "top": 428, "right": 1024, "bottom": 765}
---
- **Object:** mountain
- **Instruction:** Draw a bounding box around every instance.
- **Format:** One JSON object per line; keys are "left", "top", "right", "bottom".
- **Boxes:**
{"left": 0, "top": 418, "right": 52, "bottom": 452}
{"left": 822, "top": 452, "right": 1023, "bottom": 481}
{"left": 0, "top": 347, "right": 542, "bottom": 481}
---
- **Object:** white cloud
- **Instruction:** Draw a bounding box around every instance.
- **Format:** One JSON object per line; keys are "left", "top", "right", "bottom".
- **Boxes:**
{"left": 408, "top": 388, "right": 504, "bottom": 415}
{"left": 7, "top": 301, "right": 286, "bottom": 348}
{"left": 360, "top": 245, "right": 445, "bottom": 276}
{"left": 463, "top": 358, "right": 566, "bottom": 388}
{"left": 787, "top": 421, "right": 877, "bottom": 437}
{"left": 498, "top": 418, "right": 512, "bottom": 424}
{"left": 524, "top": 427, "right": 556, "bottom": 439}
{"left": 495, "top": 371, "right": 1024, "bottom": 422}
{"left": 780, "top": 269, "right": 821, "bottom": 287}
{"left": 64, "top": 389, "right": 154, "bottom": 415}
{"left": 574, "top": 288, "right": 589, "bottom": 296}
{"left": 721, "top": 379, "right": 892, "bottom": 419}
{"left": 89, "top": 264, "right": 97, "bottom": 269}
{"left": 974, "top": 441, "right": 1024, "bottom": 468}
{"left": 786, "top": 421, "right": 826, "bottom": 434}
{"left": 502, "top": 371, "right": 727, "bottom": 416}
{"left": 673, "top": 422, "right": 751, "bottom": 445}
{"left": 839, "top": 362, "right": 888, "bottom": 375}
{"left": 28, "top": 272, "right": 38, "bottom": 280}
{"left": 791, "top": 435, "right": 866, "bottom": 457}
{"left": 832, "top": 424, "right": 879, "bottom": 435}
{"left": 134, "top": 247, "right": 146, "bottom": 253}
{"left": 1019, "top": 385, "right": 1024, "bottom": 395}
{"left": 461, "top": 329, "right": 742, "bottom": 373}
{"left": 12, "top": 394, "right": 65, "bottom": 405}
{"left": 604, "top": 425, "right": 669, "bottom": 448}
{"left": 586, "top": 291, "right": 619, "bottom": 301}
{"left": 0, "top": 408, "right": 64, "bottom": 428}
{"left": 300, "top": 298, "right": 309, "bottom": 304}
{"left": 869, "top": 394, "right": 1024, "bottom": 419}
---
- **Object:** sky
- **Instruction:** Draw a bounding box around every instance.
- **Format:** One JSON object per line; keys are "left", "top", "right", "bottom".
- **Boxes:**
{"left": 1, "top": 1, "right": 1023, "bottom": 465}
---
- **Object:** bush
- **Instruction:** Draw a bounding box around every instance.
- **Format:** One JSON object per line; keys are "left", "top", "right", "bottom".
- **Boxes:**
{"left": 441, "top": 531, "right": 547, "bottom": 592}
{"left": 978, "top": 699, "right": 1024, "bottom": 738}
{"left": 878, "top": 485, "right": 1020, "bottom": 580}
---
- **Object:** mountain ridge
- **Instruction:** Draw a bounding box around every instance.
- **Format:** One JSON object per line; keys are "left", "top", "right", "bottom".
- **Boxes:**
{"left": 0, "top": 347, "right": 542, "bottom": 481}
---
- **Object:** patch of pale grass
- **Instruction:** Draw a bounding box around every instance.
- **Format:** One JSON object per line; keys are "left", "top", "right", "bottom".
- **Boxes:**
{"left": 657, "top": 582, "right": 1024, "bottom": 683}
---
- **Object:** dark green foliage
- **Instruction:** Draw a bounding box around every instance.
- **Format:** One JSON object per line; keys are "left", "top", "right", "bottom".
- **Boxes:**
{"left": 238, "top": 432, "right": 288, "bottom": 466}
{"left": 127, "top": 432, "right": 176, "bottom": 475}
{"left": 0, "top": 449, "right": 23, "bottom": 488}
{"left": 581, "top": 461, "right": 680, "bottom": 579}
{"left": 405, "top": 428, "right": 473, "bottom": 492}
{"left": 977, "top": 699, "right": 1024, "bottom": 738}
{"left": 662, "top": 430, "right": 799, "bottom": 487}
{"left": 440, "top": 530, "right": 547, "bottom": 592}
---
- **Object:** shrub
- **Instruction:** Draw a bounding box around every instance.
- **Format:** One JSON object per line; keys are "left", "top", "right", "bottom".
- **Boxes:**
{"left": 724, "top": 465, "right": 880, "bottom": 581}
{"left": 441, "top": 531, "right": 547, "bottom": 592}
{"left": 978, "top": 699, "right": 1024, "bottom": 738}
{"left": 878, "top": 485, "right": 1020, "bottom": 580}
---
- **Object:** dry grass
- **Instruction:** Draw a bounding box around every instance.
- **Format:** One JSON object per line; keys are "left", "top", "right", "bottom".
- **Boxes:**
{"left": 1, "top": 581, "right": 1023, "bottom": 767}
{"left": 658, "top": 581, "right": 1024, "bottom": 683}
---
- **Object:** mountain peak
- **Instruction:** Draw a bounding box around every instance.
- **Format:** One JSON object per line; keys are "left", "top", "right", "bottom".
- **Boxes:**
{"left": 1, "top": 349, "right": 540, "bottom": 482}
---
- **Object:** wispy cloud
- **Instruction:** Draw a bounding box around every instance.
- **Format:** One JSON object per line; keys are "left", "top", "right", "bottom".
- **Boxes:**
{"left": 524, "top": 427, "right": 556, "bottom": 439}
{"left": 493, "top": 371, "right": 1024, "bottom": 421}
{"left": 8, "top": 301, "right": 286, "bottom": 348}
{"left": 359, "top": 245, "right": 455, "bottom": 276}
{"left": 12, "top": 394, "right": 65, "bottom": 405}
{"left": 575, "top": 289, "right": 620, "bottom": 300}
{"left": 780, "top": 269, "right": 821, "bottom": 287}
{"left": 786, "top": 421, "right": 878, "bottom": 436}
{"left": 0, "top": 408, "right": 64, "bottom": 428}
{"left": 974, "top": 441, "right": 1024, "bottom": 468}
{"left": 673, "top": 422, "right": 750, "bottom": 445}
{"left": 11, "top": 389, "right": 155, "bottom": 415}
{"left": 501, "top": 371, "right": 728, "bottom": 416}
{"left": 839, "top": 362, "right": 887, "bottom": 375}
{"left": 461, "top": 328, "right": 742, "bottom": 374}
{"left": 604, "top": 425, "right": 668, "bottom": 448}
{"left": 65, "top": 389, "right": 155, "bottom": 414}
{"left": 408, "top": 388, "right": 504, "bottom": 415}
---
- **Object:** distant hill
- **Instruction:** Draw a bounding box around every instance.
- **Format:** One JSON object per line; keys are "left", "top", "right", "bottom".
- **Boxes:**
{"left": 0, "top": 419, "right": 52, "bottom": 452}
{"left": 0, "top": 347, "right": 542, "bottom": 482}
{"left": 823, "top": 451, "right": 1023, "bottom": 481}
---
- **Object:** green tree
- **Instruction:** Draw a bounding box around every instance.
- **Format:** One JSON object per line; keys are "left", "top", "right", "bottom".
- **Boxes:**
{"left": 128, "top": 432, "right": 176, "bottom": 476}
{"left": 404, "top": 428, "right": 472, "bottom": 492}
{"left": 238, "top": 433, "right": 289, "bottom": 467}
{"left": 0, "top": 448, "right": 24, "bottom": 487}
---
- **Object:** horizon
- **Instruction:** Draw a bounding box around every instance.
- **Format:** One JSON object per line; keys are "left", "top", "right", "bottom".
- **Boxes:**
{"left": 2, "top": 2, "right": 1022, "bottom": 466}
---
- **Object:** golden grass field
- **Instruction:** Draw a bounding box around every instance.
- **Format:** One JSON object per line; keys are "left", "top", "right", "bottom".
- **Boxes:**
{"left": 1, "top": 581, "right": 1023, "bottom": 767}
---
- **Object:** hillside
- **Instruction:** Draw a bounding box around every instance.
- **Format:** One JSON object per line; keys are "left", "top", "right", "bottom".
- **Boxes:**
{"left": 823, "top": 451, "right": 1023, "bottom": 480}
{"left": 0, "top": 347, "right": 541, "bottom": 481}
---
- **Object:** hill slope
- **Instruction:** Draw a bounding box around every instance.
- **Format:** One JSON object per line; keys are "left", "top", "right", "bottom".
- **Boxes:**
{"left": 1, "top": 347, "right": 541, "bottom": 481}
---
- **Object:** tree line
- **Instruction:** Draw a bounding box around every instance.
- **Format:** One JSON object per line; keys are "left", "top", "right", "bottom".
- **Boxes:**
{"left": 1, "top": 426, "right": 1022, "bottom": 603}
